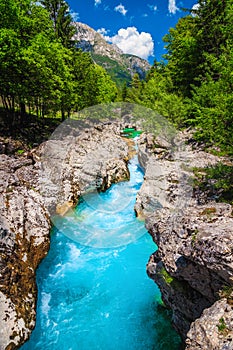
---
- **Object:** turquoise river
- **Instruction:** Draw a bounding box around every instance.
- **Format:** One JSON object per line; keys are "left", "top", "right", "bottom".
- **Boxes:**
{"left": 21, "top": 155, "right": 181, "bottom": 350}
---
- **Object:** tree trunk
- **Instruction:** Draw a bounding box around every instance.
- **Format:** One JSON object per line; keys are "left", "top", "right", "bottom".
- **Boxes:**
{"left": 61, "top": 109, "right": 65, "bottom": 121}
{"left": 20, "top": 102, "right": 26, "bottom": 122}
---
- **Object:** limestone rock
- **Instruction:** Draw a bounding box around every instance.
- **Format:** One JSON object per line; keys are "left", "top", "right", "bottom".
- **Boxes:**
{"left": 135, "top": 133, "right": 194, "bottom": 218}
{"left": 0, "top": 155, "right": 50, "bottom": 350}
{"left": 186, "top": 297, "right": 233, "bottom": 350}
{"left": 140, "top": 131, "right": 233, "bottom": 348}
{"left": 146, "top": 202, "right": 233, "bottom": 340}
{"left": 135, "top": 132, "right": 222, "bottom": 218}
{"left": 37, "top": 122, "right": 130, "bottom": 215}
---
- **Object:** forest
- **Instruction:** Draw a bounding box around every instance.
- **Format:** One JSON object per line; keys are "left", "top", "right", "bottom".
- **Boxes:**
{"left": 124, "top": 0, "right": 233, "bottom": 155}
{"left": 0, "top": 0, "right": 232, "bottom": 156}
{"left": 0, "top": 0, "right": 117, "bottom": 123}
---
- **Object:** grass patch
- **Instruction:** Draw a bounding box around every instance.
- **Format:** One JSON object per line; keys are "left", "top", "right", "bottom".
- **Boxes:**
{"left": 217, "top": 317, "right": 227, "bottom": 333}
{"left": 16, "top": 149, "right": 25, "bottom": 155}
{"left": 193, "top": 163, "right": 233, "bottom": 205}
{"left": 219, "top": 285, "right": 233, "bottom": 299}
{"left": 191, "top": 229, "right": 199, "bottom": 246}
{"left": 160, "top": 267, "right": 174, "bottom": 284}
{"left": 200, "top": 207, "right": 217, "bottom": 215}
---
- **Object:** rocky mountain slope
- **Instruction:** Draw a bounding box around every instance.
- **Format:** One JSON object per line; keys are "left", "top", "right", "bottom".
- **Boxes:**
{"left": 72, "top": 22, "right": 151, "bottom": 86}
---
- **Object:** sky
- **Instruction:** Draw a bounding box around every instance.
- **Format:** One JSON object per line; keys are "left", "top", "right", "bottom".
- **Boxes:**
{"left": 69, "top": 0, "right": 198, "bottom": 64}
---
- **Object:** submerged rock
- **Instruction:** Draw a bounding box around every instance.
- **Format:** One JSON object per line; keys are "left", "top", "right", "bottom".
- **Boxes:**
{"left": 0, "top": 122, "right": 131, "bottom": 349}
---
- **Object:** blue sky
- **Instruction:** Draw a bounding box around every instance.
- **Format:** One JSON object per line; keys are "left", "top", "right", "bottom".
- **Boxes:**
{"left": 69, "top": 0, "right": 197, "bottom": 64}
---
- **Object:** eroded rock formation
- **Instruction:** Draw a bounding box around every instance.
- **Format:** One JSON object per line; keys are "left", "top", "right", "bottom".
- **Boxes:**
{"left": 136, "top": 132, "right": 233, "bottom": 349}
{"left": 0, "top": 155, "right": 50, "bottom": 350}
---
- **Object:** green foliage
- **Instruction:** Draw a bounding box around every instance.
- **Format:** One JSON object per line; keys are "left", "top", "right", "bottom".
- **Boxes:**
{"left": 125, "top": 69, "right": 190, "bottom": 128}
{"left": 217, "top": 317, "right": 227, "bottom": 333}
{"left": 219, "top": 285, "right": 233, "bottom": 299}
{"left": 40, "top": 0, "right": 76, "bottom": 47}
{"left": 125, "top": 74, "right": 144, "bottom": 104}
{"left": 16, "top": 149, "right": 25, "bottom": 155}
{"left": 93, "top": 65, "right": 118, "bottom": 103}
{"left": 191, "top": 229, "right": 199, "bottom": 246}
{"left": 0, "top": 0, "right": 118, "bottom": 123}
{"left": 189, "top": 51, "right": 233, "bottom": 153}
{"left": 91, "top": 53, "right": 132, "bottom": 88}
{"left": 205, "top": 164, "right": 233, "bottom": 204}
{"left": 193, "top": 163, "right": 233, "bottom": 204}
{"left": 124, "top": 0, "right": 233, "bottom": 155}
{"left": 163, "top": 15, "right": 200, "bottom": 96}
{"left": 160, "top": 267, "right": 174, "bottom": 284}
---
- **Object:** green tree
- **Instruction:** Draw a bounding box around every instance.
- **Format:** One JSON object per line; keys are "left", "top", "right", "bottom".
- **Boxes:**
{"left": 136, "top": 0, "right": 233, "bottom": 151}
{"left": 22, "top": 33, "right": 75, "bottom": 118}
{"left": 40, "top": 0, "right": 76, "bottom": 47}
{"left": 163, "top": 15, "right": 199, "bottom": 96}
{"left": 0, "top": 0, "right": 120, "bottom": 124}
{"left": 0, "top": 0, "right": 55, "bottom": 120}
{"left": 125, "top": 74, "right": 143, "bottom": 103}
{"left": 163, "top": 0, "right": 232, "bottom": 96}
{"left": 93, "top": 65, "right": 118, "bottom": 103}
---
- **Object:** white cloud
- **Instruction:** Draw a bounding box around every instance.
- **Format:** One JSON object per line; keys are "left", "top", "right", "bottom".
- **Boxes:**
{"left": 97, "top": 28, "right": 109, "bottom": 36}
{"left": 148, "top": 4, "right": 158, "bottom": 12}
{"left": 107, "top": 27, "right": 154, "bottom": 60}
{"left": 70, "top": 10, "right": 79, "bottom": 21}
{"left": 168, "top": 0, "right": 179, "bottom": 14}
{"left": 191, "top": 3, "right": 199, "bottom": 16}
{"left": 94, "top": 0, "right": 101, "bottom": 6}
{"left": 114, "top": 4, "right": 128, "bottom": 16}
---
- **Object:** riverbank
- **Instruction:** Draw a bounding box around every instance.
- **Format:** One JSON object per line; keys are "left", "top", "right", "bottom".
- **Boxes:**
{"left": 0, "top": 120, "right": 133, "bottom": 349}
{"left": 135, "top": 131, "right": 233, "bottom": 349}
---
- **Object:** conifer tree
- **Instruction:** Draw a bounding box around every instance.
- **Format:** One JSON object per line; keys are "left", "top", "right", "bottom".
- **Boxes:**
{"left": 40, "top": 0, "right": 76, "bottom": 47}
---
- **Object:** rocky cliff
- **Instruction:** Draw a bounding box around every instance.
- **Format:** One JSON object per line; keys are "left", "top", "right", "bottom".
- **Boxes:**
{"left": 135, "top": 132, "right": 233, "bottom": 349}
{"left": 0, "top": 121, "right": 131, "bottom": 349}
{"left": 0, "top": 155, "right": 50, "bottom": 350}
{"left": 73, "top": 22, "right": 151, "bottom": 84}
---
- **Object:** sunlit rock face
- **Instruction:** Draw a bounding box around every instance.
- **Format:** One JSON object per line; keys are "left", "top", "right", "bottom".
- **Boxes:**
{"left": 36, "top": 121, "right": 130, "bottom": 215}
{"left": 0, "top": 154, "right": 51, "bottom": 350}
{"left": 146, "top": 203, "right": 233, "bottom": 341}
{"left": 137, "top": 131, "right": 233, "bottom": 349}
{"left": 186, "top": 297, "right": 233, "bottom": 350}
{"left": 73, "top": 22, "right": 123, "bottom": 59}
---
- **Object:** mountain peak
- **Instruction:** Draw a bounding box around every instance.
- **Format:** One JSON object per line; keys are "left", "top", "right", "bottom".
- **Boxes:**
{"left": 73, "top": 22, "right": 123, "bottom": 57}
{"left": 72, "top": 22, "right": 151, "bottom": 86}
